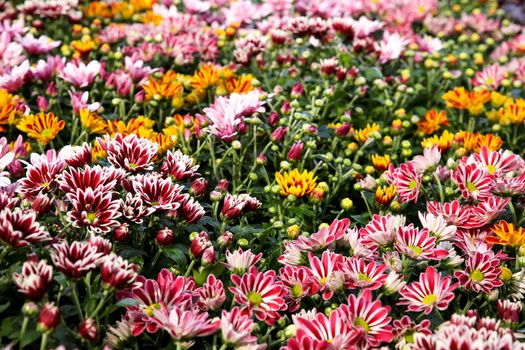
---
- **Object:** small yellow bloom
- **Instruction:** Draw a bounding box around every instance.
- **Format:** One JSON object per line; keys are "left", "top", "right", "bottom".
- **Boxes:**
{"left": 80, "top": 109, "right": 107, "bottom": 134}
{"left": 421, "top": 130, "right": 454, "bottom": 152}
{"left": 17, "top": 112, "right": 65, "bottom": 145}
{"left": 354, "top": 123, "right": 380, "bottom": 143}
{"left": 417, "top": 109, "right": 448, "bottom": 135}
{"left": 371, "top": 154, "right": 391, "bottom": 172}
{"left": 442, "top": 87, "right": 490, "bottom": 115}
{"left": 275, "top": 169, "right": 317, "bottom": 198}
{"left": 0, "top": 89, "right": 16, "bottom": 132}
{"left": 490, "top": 91, "right": 509, "bottom": 108}
{"left": 190, "top": 64, "right": 220, "bottom": 91}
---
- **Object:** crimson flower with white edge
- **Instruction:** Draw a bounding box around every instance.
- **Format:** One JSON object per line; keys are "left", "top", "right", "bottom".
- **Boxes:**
{"left": 131, "top": 173, "right": 186, "bottom": 212}
{"left": 67, "top": 188, "right": 122, "bottom": 234}
{"left": 221, "top": 307, "right": 263, "bottom": 349}
{"left": 395, "top": 224, "right": 448, "bottom": 260}
{"left": 13, "top": 256, "right": 53, "bottom": 300}
{"left": 223, "top": 248, "right": 262, "bottom": 275}
{"left": 398, "top": 266, "right": 458, "bottom": 314}
{"left": 454, "top": 250, "right": 503, "bottom": 293}
{"left": 0, "top": 208, "right": 50, "bottom": 248}
{"left": 392, "top": 162, "right": 421, "bottom": 203}
{"left": 98, "top": 133, "right": 158, "bottom": 172}
{"left": 160, "top": 150, "right": 200, "bottom": 181}
{"left": 308, "top": 250, "right": 345, "bottom": 300}
{"left": 100, "top": 253, "right": 138, "bottom": 290}
{"left": 50, "top": 240, "right": 104, "bottom": 279}
{"left": 279, "top": 265, "right": 319, "bottom": 312}
{"left": 452, "top": 163, "right": 494, "bottom": 201}
{"left": 340, "top": 257, "right": 388, "bottom": 290}
{"left": 229, "top": 266, "right": 287, "bottom": 325}
{"left": 197, "top": 274, "right": 226, "bottom": 311}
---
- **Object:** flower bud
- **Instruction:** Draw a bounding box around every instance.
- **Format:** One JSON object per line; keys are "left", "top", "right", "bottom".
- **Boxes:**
{"left": 156, "top": 228, "right": 175, "bottom": 247}
{"left": 22, "top": 302, "right": 39, "bottom": 316}
{"left": 287, "top": 225, "right": 301, "bottom": 239}
{"left": 202, "top": 246, "right": 216, "bottom": 266}
{"left": 114, "top": 223, "right": 130, "bottom": 242}
{"left": 210, "top": 190, "right": 223, "bottom": 202}
{"left": 189, "top": 178, "right": 208, "bottom": 198}
{"left": 190, "top": 231, "right": 211, "bottom": 260}
{"left": 37, "top": 303, "right": 60, "bottom": 333}
{"left": 341, "top": 198, "right": 354, "bottom": 210}
{"left": 218, "top": 231, "right": 233, "bottom": 247}
{"left": 268, "top": 112, "right": 280, "bottom": 126}
{"left": 79, "top": 318, "right": 98, "bottom": 342}
{"left": 287, "top": 141, "right": 304, "bottom": 162}
{"left": 271, "top": 127, "right": 288, "bottom": 142}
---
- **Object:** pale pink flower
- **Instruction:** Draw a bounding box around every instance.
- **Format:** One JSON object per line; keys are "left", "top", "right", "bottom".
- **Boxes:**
{"left": 60, "top": 60, "right": 101, "bottom": 88}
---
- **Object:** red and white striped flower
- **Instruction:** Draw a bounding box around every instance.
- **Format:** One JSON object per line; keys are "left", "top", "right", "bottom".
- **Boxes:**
{"left": 471, "top": 64, "right": 505, "bottom": 90}
{"left": 116, "top": 269, "right": 196, "bottom": 336}
{"left": 340, "top": 257, "right": 388, "bottom": 290}
{"left": 398, "top": 266, "right": 458, "bottom": 314}
{"left": 392, "top": 162, "right": 421, "bottom": 203}
{"left": 98, "top": 133, "right": 158, "bottom": 172}
{"left": 153, "top": 305, "right": 220, "bottom": 343}
{"left": 221, "top": 193, "right": 261, "bottom": 221}
{"left": 395, "top": 224, "right": 448, "bottom": 260}
{"left": 58, "top": 165, "right": 125, "bottom": 194}
{"left": 392, "top": 316, "right": 431, "bottom": 346}
{"left": 466, "top": 146, "right": 519, "bottom": 176}
{"left": 131, "top": 173, "right": 186, "bottom": 212}
{"left": 58, "top": 143, "right": 92, "bottom": 168}
{"left": 18, "top": 150, "right": 65, "bottom": 198}
{"left": 360, "top": 214, "right": 406, "bottom": 247}
{"left": 427, "top": 200, "right": 472, "bottom": 228}
{"left": 279, "top": 265, "right": 319, "bottom": 312}
{"left": 51, "top": 240, "right": 104, "bottom": 279}
{"left": 178, "top": 197, "right": 205, "bottom": 224}
{"left": 197, "top": 274, "right": 226, "bottom": 311}
{"left": 13, "top": 256, "right": 53, "bottom": 300}
{"left": 67, "top": 188, "right": 122, "bottom": 234}
{"left": 224, "top": 248, "right": 262, "bottom": 275}
{"left": 497, "top": 299, "right": 522, "bottom": 324}
{"left": 295, "top": 218, "right": 351, "bottom": 252}
{"left": 121, "top": 193, "right": 155, "bottom": 224}
{"left": 452, "top": 163, "right": 494, "bottom": 201}
{"left": 160, "top": 150, "right": 199, "bottom": 181}
{"left": 221, "top": 307, "right": 263, "bottom": 349}
{"left": 338, "top": 289, "right": 394, "bottom": 348}
{"left": 229, "top": 266, "right": 287, "bottom": 325}
{"left": 0, "top": 208, "right": 50, "bottom": 248}
{"left": 100, "top": 253, "right": 138, "bottom": 290}
{"left": 454, "top": 251, "right": 503, "bottom": 293}
{"left": 290, "top": 308, "right": 360, "bottom": 349}
{"left": 308, "top": 251, "right": 345, "bottom": 300}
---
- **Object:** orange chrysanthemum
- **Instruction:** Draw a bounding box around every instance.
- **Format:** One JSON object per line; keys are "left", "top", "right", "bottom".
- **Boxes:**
{"left": 442, "top": 87, "right": 491, "bottom": 115}
{"left": 275, "top": 169, "right": 317, "bottom": 198}
{"left": 17, "top": 112, "right": 65, "bottom": 145}
{"left": 223, "top": 74, "right": 254, "bottom": 94}
{"left": 80, "top": 109, "right": 107, "bottom": 134}
{"left": 497, "top": 102, "right": 525, "bottom": 125}
{"left": 143, "top": 71, "right": 183, "bottom": 101}
{"left": 417, "top": 109, "right": 448, "bottom": 135}
{"left": 486, "top": 221, "right": 525, "bottom": 247}
{"left": 375, "top": 184, "right": 397, "bottom": 207}
{"left": 0, "top": 89, "right": 16, "bottom": 132}
{"left": 190, "top": 64, "right": 220, "bottom": 91}
{"left": 421, "top": 130, "right": 455, "bottom": 152}
{"left": 459, "top": 131, "right": 503, "bottom": 153}
{"left": 371, "top": 154, "right": 391, "bottom": 172}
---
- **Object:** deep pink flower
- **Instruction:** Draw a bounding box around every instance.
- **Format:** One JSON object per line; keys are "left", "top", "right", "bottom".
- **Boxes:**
{"left": 100, "top": 253, "right": 138, "bottom": 290}
{"left": 160, "top": 150, "right": 199, "bottom": 181}
{"left": 308, "top": 251, "right": 345, "bottom": 300}
{"left": 79, "top": 318, "right": 99, "bottom": 342}
{"left": 392, "top": 162, "right": 422, "bottom": 203}
{"left": 395, "top": 224, "right": 449, "bottom": 261}
{"left": 59, "top": 60, "right": 100, "bottom": 88}
{"left": 18, "top": 150, "right": 65, "bottom": 199}
{"left": 58, "top": 143, "right": 92, "bottom": 167}
{"left": 398, "top": 266, "right": 458, "bottom": 314}
{"left": 197, "top": 274, "right": 226, "bottom": 311}
{"left": 360, "top": 214, "right": 405, "bottom": 247}
{"left": 279, "top": 265, "right": 319, "bottom": 312}
{"left": 452, "top": 163, "right": 494, "bottom": 201}
{"left": 190, "top": 231, "right": 212, "bottom": 260}
{"left": 221, "top": 307, "right": 263, "bottom": 348}
{"left": 19, "top": 33, "right": 61, "bottom": 55}
{"left": 153, "top": 305, "right": 220, "bottom": 342}
{"left": 340, "top": 257, "right": 388, "bottom": 290}
{"left": 287, "top": 141, "right": 304, "bottom": 162}
{"left": 229, "top": 266, "right": 287, "bottom": 325}
{"left": 37, "top": 302, "right": 60, "bottom": 332}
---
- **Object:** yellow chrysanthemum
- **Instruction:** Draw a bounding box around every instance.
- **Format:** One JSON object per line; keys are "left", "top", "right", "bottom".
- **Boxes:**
{"left": 417, "top": 109, "right": 448, "bottom": 135}
{"left": 80, "top": 109, "right": 107, "bottom": 134}
{"left": 354, "top": 123, "right": 380, "bottom": 143}
{"left": 375, "top": 184, "right": 397, "bottom": 207}
{"left": 0, "top": 89, "right": 16, "bottom": 132}
{"left": 421, "top": 130, "right": 454, "bottom": 152}
{"left": 190, "top": 64, "right": 220, "bottom": 91}
{"left": 371, "top": 154, "right": 391, "bottom": 172}
{"left": 275, "top": 169, "right": 317, "bottom": 198}
{"left": 17, "top": 112, "right": 65, "bottom": 145}
{"left": 143, "top": 71, "right": 183, "bottom": 101}
{"left": 497, "top": 102, "right": 525, "bottom": 125}
{"left": 223, "top": 74, "right": 254, "bottom": 94}
{"left": 442, "top": 87, "right": 491, "bottom": 115}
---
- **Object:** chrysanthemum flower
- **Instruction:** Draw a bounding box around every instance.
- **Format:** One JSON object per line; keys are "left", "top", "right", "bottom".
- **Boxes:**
{"left": 452, "top": 163, "right": 493, "bottom": 201}
{"left": 116, "top": 269, "right": 196, "bottom": 336}
{"left": 0, "top": 89, "right": 17, "bottom": 132}
{"left": 338, "top": 289, "right": 394, "bottom": 347}
{"left": 13, "top": 257, "right": 53, "bottom": 300}
{"left": 417, "top": 109, "right": 448, "bottom": 135}
{"left": 486, "top": 220, "right": 525, "bottom": 247}
{"left": 100, "top": 253, "right": 138, "bottom": 290}
{"left": 67, "top": 188, "right": 122, "bottom": 234}
{"left": 392, "top": 162, "right": 421, "bottom": 203}
{"left": 197, "top": 274, "right": 226, "bottom": 311}
{"left": 308, "top": 251, "right": 345, "bottom": 300}
{"left": 392, "top": 316, "right": 431, "bottom": 347}
{"left": 398, "top": 266, "right": 458, "bottom": 314}
{"left": 153, "top": 305, "right": 220, "bottom": 344}
{"left": 279, "top": 265, "right": 318, "bottom": 312}
{"left": 0, "top": 208, "right": 50, "bottom": 248}
{"left": 98, "top": 133, "right": 158, "bottom": 172}
{"left": 50, "top": 240, "right": 104, "bottom": 279}
{"left": 395, "top": 224, "right": 448, "bottom": 260}
{"left": 221, "top": 307, "right": 262, "bottom": 348}
{"left": 294, "top": 218, "right": 350, "bottom": 252}
{"left": 454, "top": 251, "right": 503, "bottom": 293}
{"left": 421, "top": 130, "right": 455, "bottom": 152}
{"left": 418, "top": 212, "right": 457, "bottom": 242}
{"left": 131, "top": 173, "right": 186, "bottom": 212}
{"left": 18, "top": 150, "right": 65, "bottom": 198}
{"left": 275, "top": 169, "right": 317, "bottom": 198}
{"left": 371, "top": 154, "right": 391, "bottom": 172}
{"left": 354, "top": 123, "right": 380, "bottom": 143}
{"left": 229, "top": 266, "right": 287, "bottom": 325}
{"left": 360, "top": 214, "right": 406, "bottom": 247}
{"left": 17, "top": 112, "right": 65, "bottom": 145}
{"left": 190, "top": 64, "right": 220, "bottom": 91}
{"left": 375, "top": 184, "right": 397, "bottom": 207}
{"left": 58, "top": 165, "right": 124, "bottom": 194}
{"left": 58, "top": 143, "right": 92, "bottom": 168}
{"left": 442, "top": 87, "right": 491, "bottom": 115}
{"left": 340, "top": 257, "right": 388, "bottom": 290}
{"left": 223, "top": 248, "right": 262, "bottom": 275}
{"left": 466, "top": 146, "right": 519, "bottom": 176}
{"left": 471, "top": 64, "right": 505, "bottom": 90}
{"left": 80, "top": 108, "right": 107, "bottom": 134}
{"left": 160, "top": 150, "right": 199, "bottom": 181}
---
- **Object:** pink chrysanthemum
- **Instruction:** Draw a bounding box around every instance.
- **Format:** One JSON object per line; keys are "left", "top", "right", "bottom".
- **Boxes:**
{"left": 454, "top": 251, "right": 503, "bottom": 293}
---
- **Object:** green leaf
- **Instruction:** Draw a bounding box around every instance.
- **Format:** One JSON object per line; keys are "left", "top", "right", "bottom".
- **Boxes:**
{"left": 0, "top": 301, "right": 9, "bottom": 313}
{"left": 163, "top": 246, "right": 187, "bottom": 268}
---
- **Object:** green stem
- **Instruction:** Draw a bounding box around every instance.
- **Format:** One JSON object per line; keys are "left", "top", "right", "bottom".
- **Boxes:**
{"left": 184, "top": 260, "right": 196, "bottom": 278}
{"left": 0, "top": 247, "right": 9, "bottom": 265}
{"left": 433, "top": 172, "right": 445, "bottom": 203}
{"left": 509, "top": 200, "right": 518, "bottom": 226}
{"left": 70, "top": 281, "right": 84, "bottom": 321}
{"left": 90, "top": 290, "right": 109, "bottom": 318}
{"left": 19, "top": 316, "right": 29, "bottom": 350}
{"left": 39, "top": 333, "right": 48, "bottom": 350}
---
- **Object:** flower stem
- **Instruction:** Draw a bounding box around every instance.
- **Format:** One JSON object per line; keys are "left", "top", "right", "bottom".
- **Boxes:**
{"left": 39, "top": 333, "right": 48, "bottom": 350}
{"left": 90, "top": 289, "right": 109, "bottom": 318}
{"left": 19, "top": 316, "right": 29, "bottom": 350}
{"left": 70, "top": 281, "right": 84, "bottom": 321}
{"left": 184, "top": 260, "right": 196, "bottom": 278}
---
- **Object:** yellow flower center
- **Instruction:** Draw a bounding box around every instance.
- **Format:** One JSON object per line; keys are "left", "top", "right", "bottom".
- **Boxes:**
{"left": 485, "top": 165, "right": 497, "bottom": 174}
{"left": 408, "top": 179, "right": 418, "bottom": 189}
{"left": 40, "top": 128, "right": 53, "bottom": 138}
{"left": 145, "top": 303, "right": 160, "bottom": 317}
{"left": 422, "top": 294, "right": 437, "bottom": 305}
{"left": 358, "top": 273, "right": 372, "bottom": 282}
{"left": 247, "top": 291, "right": 263, "bottom": 307}
{"left": 86, "top": 212, "right": 97, "bottom": 224}
{"left": 319, "top": 277, "right": 327, "bottom": 285}
{"left": 354, "top": 317, "right": 370, "bottom": 333}
{"left": 407, "top": 245, "right": 423, "bottom": 255}
{"left": 470, "top": 269, "right": 484, "bottom": 282}
{"left": 467, "top": 181, "right": 478, "bottom": 193}
{"left": 291, "top": 284, "right": 303, "bottom": 298}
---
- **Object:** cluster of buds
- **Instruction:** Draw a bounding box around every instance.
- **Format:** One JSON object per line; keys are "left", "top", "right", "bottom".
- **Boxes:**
{"left": 190, "top": 231, "right": 216, "bottom": 266}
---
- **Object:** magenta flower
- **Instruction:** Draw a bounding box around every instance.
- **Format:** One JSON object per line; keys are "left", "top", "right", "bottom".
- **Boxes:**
{"left": 51, "top": 240, "right": 104, "bottom": 279}
{"left": 13, "top": 257, "right": 53, "bottom": 300}
{"left": 160, "top": 150, "right": 199, "bottom": 181}
{"left": 98, "top": 133, "right": 158, "bottom": 173}
{"left": 0, "top": 208, "right": 50, "bottom": 248}
{"left": 67, "top": 188, "right": 122, "bottom": 234}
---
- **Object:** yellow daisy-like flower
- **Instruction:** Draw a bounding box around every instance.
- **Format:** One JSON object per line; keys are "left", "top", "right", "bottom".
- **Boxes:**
{"left": 0, "top": 89, "right": 16, "bottom": 132}
{"left": 417, "top": 109, "right": 448, "bottom": 135}
{"left": 442, "top": 87, "right": 491, "bottom": 115}
{"left": 486, "top": 221, "right": 525, "bottom": 247}
{"left": 143, "top": 71, "right": 183, "bottom": 101}
{"left": 223, "top": 74, "right": 254, "bottom": 94}
{"left": 80, "top": 109, "right": 107, "bottom": 134}
{"left": 490, "top": 91, "right": 510, "bottom": 108}
{"left": 421, "top": 130, "right": 455, "bottom": 152}
{"left": 154, "top": 133, "right": 177, "bottom": 155}
{"left": 275, "top": 169, "right": 317, "bottom": 198}
{"left": 371, "top": 154, "right": 391, "bottom": 172}
{"left": 17, "top": 112, "right": 65, "bottom": 145}
{"left": 354, "top": 123, "right": 380, "bottom": 143}
{"left": 497, "top": 102, "right": 525, "bottom": 125}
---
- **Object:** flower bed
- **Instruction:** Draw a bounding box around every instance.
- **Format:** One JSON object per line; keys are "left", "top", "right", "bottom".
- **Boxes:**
{"left": 1, "top": 0, "right": 525, "bottom": 349}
